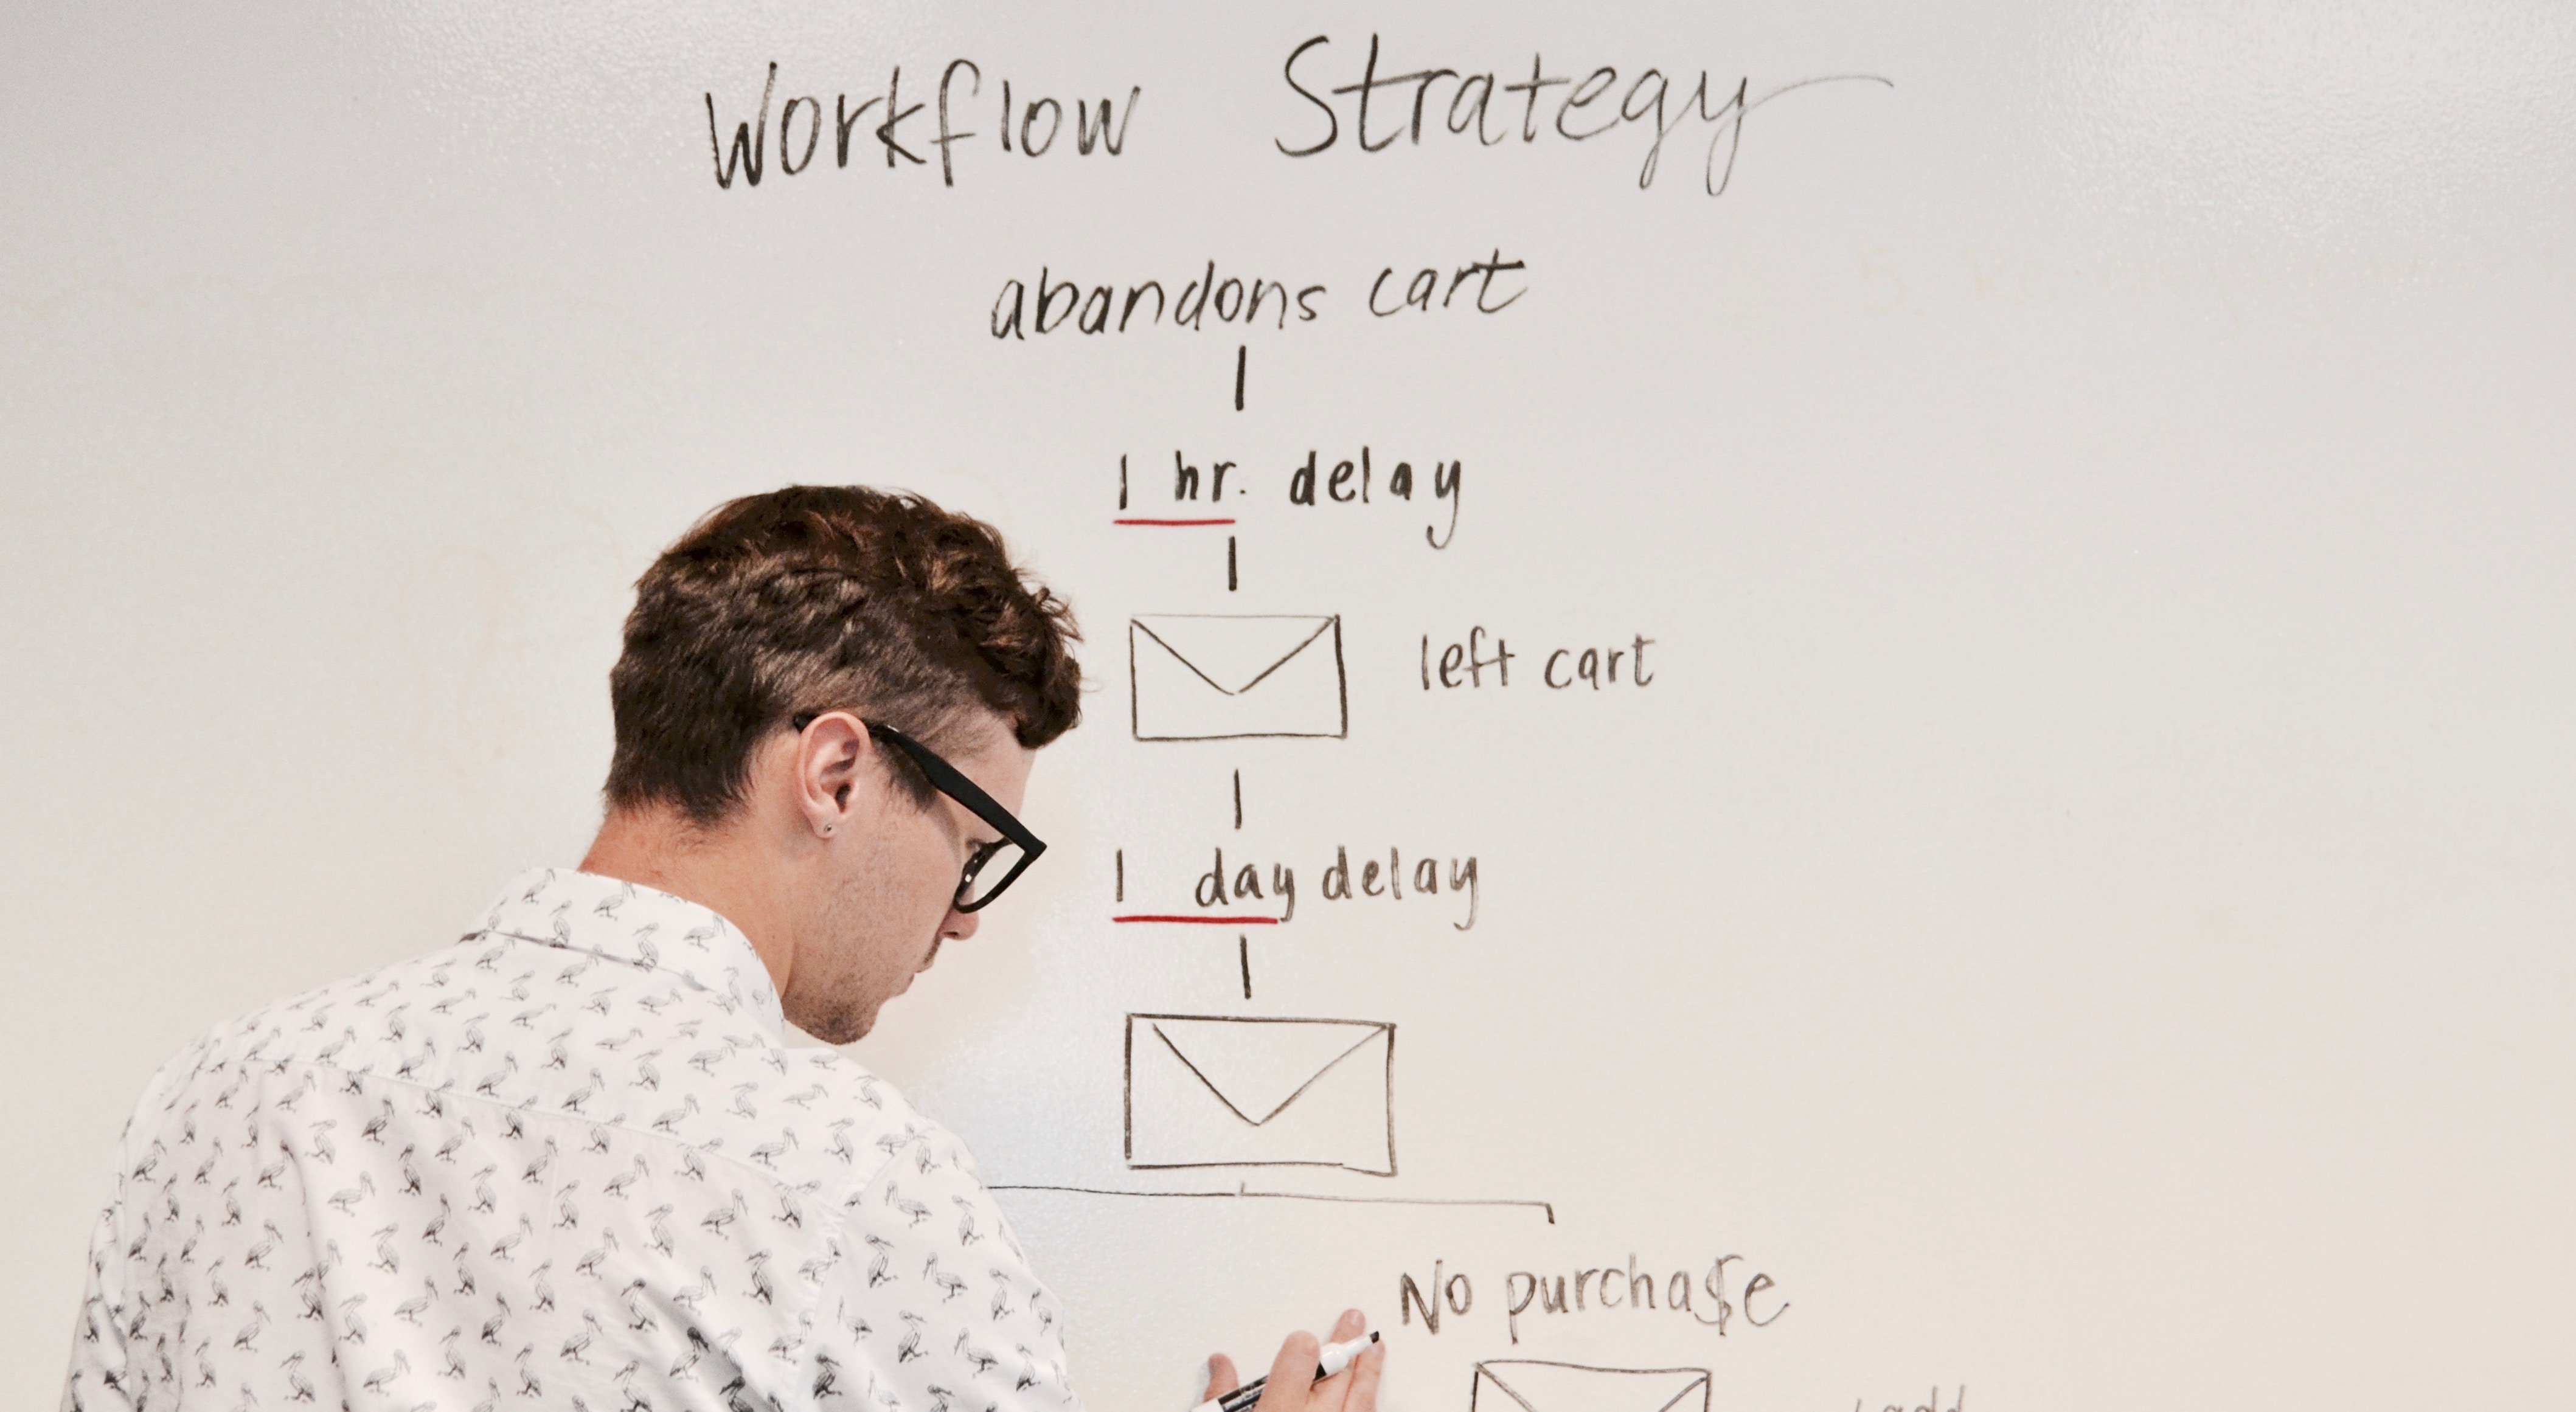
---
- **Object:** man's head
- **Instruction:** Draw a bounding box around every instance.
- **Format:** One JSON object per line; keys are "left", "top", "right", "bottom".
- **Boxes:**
{"left": 589, "top": 486, "right": 1080, "bottom": 1042}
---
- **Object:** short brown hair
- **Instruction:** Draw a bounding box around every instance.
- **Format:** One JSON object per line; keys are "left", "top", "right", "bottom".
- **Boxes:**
{"left": 603, "top": 485, "right": 1081, "bottom": 825}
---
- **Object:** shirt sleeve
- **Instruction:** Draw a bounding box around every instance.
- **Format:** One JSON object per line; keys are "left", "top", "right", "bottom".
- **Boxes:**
{"left": 62, "top": 1035, "right": 218, "bottom": 1412}
{"left": 803, "top": 1131, "right": 1081, "bottom": 1412}
{"left": 61, "top": 1166, "right": 139, "bottom": 1412}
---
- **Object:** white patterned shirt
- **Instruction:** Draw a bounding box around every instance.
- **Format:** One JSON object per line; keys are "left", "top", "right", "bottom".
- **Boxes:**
{"left": 63, "top": 868, "right": 1082, "bottom": 1412}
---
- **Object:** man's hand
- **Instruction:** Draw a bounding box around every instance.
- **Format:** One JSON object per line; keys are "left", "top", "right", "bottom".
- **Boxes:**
{"left": 1203, "top": 1309, "right": 1384, "bottom": 1412}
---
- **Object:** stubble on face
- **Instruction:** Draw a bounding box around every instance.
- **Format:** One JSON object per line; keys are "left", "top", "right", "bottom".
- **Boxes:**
{"left": 783, "top": 818, "right": 953, "bottom": 1045}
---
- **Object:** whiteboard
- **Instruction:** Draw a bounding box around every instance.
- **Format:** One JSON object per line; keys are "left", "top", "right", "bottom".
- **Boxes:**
{"left": 6, "top": 2, "right": 2573, "bottom": 1408}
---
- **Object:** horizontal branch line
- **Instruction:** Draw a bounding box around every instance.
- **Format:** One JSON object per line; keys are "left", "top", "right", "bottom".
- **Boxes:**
{"left": 991, "top": 1183, "right": 1556, "bottom": 1224}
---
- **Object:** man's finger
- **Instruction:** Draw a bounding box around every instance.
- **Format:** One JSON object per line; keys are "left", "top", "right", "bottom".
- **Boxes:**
{"left": 1307, "top": 1310, "right": 1372, "bottom": 1412}
{"left": 1339, "top": 1340, "right": 1386, "bottom": 1412}
{"left": 1252, "top": 1331, "right": 1319, "bottom": 1412}
{"left": 1203, "top": 1353, "right": 1241, "bottom": 1402}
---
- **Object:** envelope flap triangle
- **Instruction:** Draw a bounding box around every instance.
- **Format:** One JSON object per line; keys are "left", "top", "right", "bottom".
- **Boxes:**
{"left": 1149, "top": 1018, "right": 1382, "bottom": 1126}
{"left": 1133, "top": 615, "right": 1335, "bottom": 695}
{"left": 1477, "top": 1363, "right": 1710, "bottom": 1412}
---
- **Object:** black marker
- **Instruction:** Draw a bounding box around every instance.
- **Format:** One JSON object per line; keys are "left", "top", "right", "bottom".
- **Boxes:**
{"left": 1194, "top": 1331, "right": 1378, "bottom": 1412}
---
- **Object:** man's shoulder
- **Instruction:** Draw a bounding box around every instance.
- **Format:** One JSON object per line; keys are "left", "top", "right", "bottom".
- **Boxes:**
{"left": 116, "top": 915, "right": 989, "bottom": 1216}
{"left": 95, "top": 941, "right": 474, "bottom": 1169}
{"left": 147, "top": 941, "right": 477, "bottom": 1085}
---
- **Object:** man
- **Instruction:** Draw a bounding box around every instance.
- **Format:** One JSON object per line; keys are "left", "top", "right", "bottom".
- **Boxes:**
{"left": 64, "top": 486, "right": 1383, "bottom": 1412}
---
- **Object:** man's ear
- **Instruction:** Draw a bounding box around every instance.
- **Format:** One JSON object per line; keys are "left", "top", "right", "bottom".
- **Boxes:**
{"left": 793, "top": 713, "right": 878, "bottom": 839}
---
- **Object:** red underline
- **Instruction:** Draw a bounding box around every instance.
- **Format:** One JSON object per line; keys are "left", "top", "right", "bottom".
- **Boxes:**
{"left": 1112, "top": 517, "right": 1236, "bottom": 527}
{"left": 1113, "top": 914, "right": 1282, "bottom": 926}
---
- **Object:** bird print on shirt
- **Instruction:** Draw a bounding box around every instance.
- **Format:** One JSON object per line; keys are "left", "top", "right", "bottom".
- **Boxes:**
{"left": 64, "top": 867, "right": 1080, "bottom": 1412}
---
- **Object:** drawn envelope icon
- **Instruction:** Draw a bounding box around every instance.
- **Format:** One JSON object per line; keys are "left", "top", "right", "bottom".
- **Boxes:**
{"left": 1124, "top": 1014, "right": 1394, "bottom": 1174}
{"left": 1130, "top": 614, "right": 1347, "bottom": 741}
{"left": 1470, "top": 1362, "right": 1711, "bottom": 1412}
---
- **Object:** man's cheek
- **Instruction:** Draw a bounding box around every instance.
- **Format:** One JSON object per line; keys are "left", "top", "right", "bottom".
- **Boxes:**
{"left": 920, "top": 839, "right": 963, "bottom": 917}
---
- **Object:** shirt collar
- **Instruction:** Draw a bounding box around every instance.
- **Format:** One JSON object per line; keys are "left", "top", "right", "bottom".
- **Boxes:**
{"left": 473, "top": 867, "right": 788, "bottom": 1039}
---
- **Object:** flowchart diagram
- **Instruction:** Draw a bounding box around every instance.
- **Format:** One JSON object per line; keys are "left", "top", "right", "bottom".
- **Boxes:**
{"left": 1046, "top": 354, "right": 1714, "bottom": 1405}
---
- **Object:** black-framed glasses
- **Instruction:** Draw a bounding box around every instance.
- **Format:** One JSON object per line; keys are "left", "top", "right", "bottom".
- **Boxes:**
{"left": 790, "top": 713, "right": 1046, "bottom": 912}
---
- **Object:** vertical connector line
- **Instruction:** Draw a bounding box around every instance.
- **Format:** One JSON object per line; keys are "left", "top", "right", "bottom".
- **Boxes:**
{"left": 1238, "top": 935, "right": 1252, "bottom": 999}
{"left": 1227, "top": 536, "right": 1238, "bottom": 591}
{"left": 1234, "top": 345, "right": 1246, "bottom": 411}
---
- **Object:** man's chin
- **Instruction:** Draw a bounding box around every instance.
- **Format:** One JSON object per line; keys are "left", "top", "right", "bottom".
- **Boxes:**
{"left": 792, "top": 998, "right": 879, "bottom": 1046}
{"left": 808, "top": 1014, "right": 872, "bottom": 1045}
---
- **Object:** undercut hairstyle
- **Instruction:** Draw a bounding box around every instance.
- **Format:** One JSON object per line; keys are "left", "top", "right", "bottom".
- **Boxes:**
{"left": 603, "top": 485, "right": 1081, "bottom": 825}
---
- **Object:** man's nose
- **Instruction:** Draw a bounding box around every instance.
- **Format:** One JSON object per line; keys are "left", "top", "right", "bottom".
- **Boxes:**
{"left": 940, "top": 906, "right": 981, "bottom": 942}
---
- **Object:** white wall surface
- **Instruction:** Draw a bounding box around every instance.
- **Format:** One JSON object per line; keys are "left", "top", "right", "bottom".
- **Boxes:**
{"left": 5, "top": 2, "right": 2573, "bottom": 1408}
